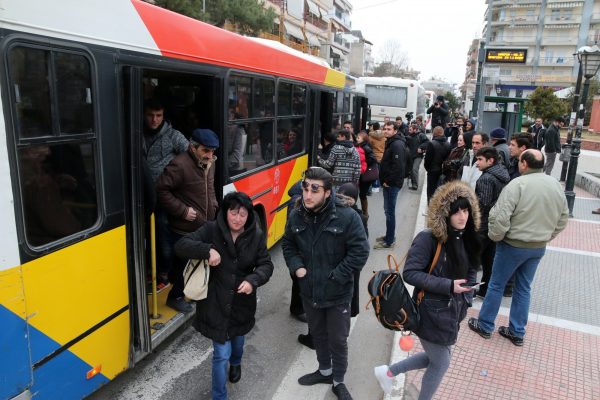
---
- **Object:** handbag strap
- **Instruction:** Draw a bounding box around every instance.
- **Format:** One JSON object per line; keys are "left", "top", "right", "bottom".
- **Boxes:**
{"left": 387, "top": 253, "right": 407, "bottom": 273}
{"left": 416, "top": 242, "right": 442, "bottom": 304}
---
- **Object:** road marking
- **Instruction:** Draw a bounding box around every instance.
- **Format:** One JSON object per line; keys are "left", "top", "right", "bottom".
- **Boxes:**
{"left": 547, "top": 246, "right": 600, "bottom": 258}
{"left": 569, "top": 218, "right": 600, "bottom": 224}
{"left": 271, "top": 317, "right": 358, "bottom": 400}
{"left": 471, "top": 301, "right": 600, "bottom": 337}
{"left": 574, "top": 196, "right": 600, "bottom": 200}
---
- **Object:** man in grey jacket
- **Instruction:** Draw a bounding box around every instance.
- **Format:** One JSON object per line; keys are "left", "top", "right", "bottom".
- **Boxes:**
{"left": 468, "top": 149, "right": 568, "bottom": 346}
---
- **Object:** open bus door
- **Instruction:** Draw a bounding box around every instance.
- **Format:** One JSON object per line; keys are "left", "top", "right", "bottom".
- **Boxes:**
{"left": 353, "top": 95, "right": 368, "bottom": 133}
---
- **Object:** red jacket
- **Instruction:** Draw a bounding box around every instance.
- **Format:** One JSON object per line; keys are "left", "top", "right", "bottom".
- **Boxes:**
{"left": 156, "top": 147, "right": 218, "bottom": 234}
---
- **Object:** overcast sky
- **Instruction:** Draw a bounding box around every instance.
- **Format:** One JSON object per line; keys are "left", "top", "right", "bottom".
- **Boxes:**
{"left": 352, "top": 0, "right": 487, "bottom": 84}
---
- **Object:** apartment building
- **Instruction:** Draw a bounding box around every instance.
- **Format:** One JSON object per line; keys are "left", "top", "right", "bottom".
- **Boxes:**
{"left": 349, "top": 30, "right": 374, "bottom": 76}
{"left": 460, "top": 39, "right": 481, "bottom": 115}
{"left": 482, "top": 0, "right": 600, "bottom": 105}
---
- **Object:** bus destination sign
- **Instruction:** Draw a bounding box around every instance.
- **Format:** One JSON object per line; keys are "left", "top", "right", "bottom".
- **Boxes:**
{"left": 485, "top": 49, "right": 527, "bottom": 64}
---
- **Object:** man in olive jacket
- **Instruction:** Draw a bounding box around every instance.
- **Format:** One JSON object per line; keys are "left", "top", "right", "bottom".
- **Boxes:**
{"left": 282, "top": 167, "right": 369, "bottom": 400}
{"left": 469, "top": 149, "right": 568, "bottom": 346}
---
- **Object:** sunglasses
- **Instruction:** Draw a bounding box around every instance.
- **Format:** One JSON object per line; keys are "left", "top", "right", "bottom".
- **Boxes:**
{"left": 301, "top": 180, "right": 325, "bottom": 193}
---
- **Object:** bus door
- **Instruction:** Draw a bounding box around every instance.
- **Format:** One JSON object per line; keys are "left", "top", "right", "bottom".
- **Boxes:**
{"left": 310, "top": 90, "right": 333, "bottom": 165}
{"left": 123, "top": 65, "right": 222, "bottom": 358}
{"left": 353, "top": 95, "right": 368, "bottom": 133}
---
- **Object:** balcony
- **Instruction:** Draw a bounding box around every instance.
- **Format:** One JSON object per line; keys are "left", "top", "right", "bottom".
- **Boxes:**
{"left": 538, "top": 56, "right": 575, "bottom": 67}
{"left": 543, "top": 36, "right": 578, "bottom": 45}
{"left": 591, "top": 13, "right": 600, "bottom": 23}
{"left": 489, "top": 35, "right": 537, "bottom": 45}
{"left": 502, "top": 16, "right": 539, "bottom": 24}
{"left": 544, "top": 15, "right": 581, "bottom": 25}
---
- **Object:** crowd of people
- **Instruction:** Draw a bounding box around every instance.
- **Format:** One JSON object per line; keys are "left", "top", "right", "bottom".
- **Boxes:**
{"left": 143, "top": 95, "right": 569, "bottom": 399}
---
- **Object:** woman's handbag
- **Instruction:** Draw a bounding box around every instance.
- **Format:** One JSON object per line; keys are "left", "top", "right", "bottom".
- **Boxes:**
{"left": 360, "top": 164, "right": 380, "bottom": 183}
{"left": 183, "top": 259, "right": 210, "bottom": 301}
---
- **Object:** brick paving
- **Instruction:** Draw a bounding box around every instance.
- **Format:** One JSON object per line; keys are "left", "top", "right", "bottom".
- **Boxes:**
{"left": 397, "top": 175, "right": 600, "bottom": 399}
{"left": 404, "top": 310, "right": 600, "bottom": 400}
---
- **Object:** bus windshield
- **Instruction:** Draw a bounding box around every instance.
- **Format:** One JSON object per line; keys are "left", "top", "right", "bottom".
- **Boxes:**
{"left": 365, "top": 85, "right": 407, "bottom": 108}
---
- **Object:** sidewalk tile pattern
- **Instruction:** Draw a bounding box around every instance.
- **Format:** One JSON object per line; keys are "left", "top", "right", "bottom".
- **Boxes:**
{"left": 551, "top": 220, "right": 600, "bottom": 253}
{"left": 404, "top": 309, "right": 600, "bottom": 400}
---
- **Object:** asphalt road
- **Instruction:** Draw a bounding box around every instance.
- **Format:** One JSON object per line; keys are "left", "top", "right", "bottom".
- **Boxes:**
{"left": 90, "top": 179, "right": 422, "bottom": 400}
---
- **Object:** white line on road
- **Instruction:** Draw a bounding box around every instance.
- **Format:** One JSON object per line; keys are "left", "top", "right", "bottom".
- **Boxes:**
{"left": 569, "top": 218, "right": 600, "bottom": 224}
{"left": 547, "top": 246, "right": 600, "bottom": 258}
{"left": 271, "top": 317, "right": 358, "bottom": 400}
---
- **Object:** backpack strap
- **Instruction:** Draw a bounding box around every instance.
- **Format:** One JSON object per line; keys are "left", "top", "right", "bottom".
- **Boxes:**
{"left": 387, "top": 253, "right": 407, "bottom": 273}
{"left": 416, "top": 242, "right": 442, "bottom": 304}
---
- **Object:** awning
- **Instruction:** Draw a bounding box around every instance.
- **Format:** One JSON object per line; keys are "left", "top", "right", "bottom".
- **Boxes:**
{"left": 307, "top": 0, "right": 320, "bottom": 17}
{"left": 319, "top": 7, "right": 331, "bottom": 22}
{"left": 284, "top": 21, "right": 305, "bottom": 41}
{"left": 330, "top": 46, "right": 344, "bottom": 57}
{"left": 306, "top": 34, "right": 321, "bottom": 47}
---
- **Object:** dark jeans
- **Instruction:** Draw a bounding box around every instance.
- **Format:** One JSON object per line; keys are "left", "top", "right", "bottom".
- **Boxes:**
{"left": 155, "top": 207, "right": 171, "bottom": 276}
{"left": 426, "top": 171, "right": 442, "bottom": 203}
{"left": 302, "top": 300, "right": 351, "bottom": 383}
{"left": 479, "top": 233, "right": 496, "bottom": 296}
{"left": 167, "top": 229, "right": 185, "bottom": 300}
{"left": 383, "top": 185, "right": 401, "bottom": 245}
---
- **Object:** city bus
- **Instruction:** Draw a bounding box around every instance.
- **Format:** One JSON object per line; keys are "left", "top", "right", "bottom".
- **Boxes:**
{"left": 0, "top": 2, "right": 367, "bottom": 399}
{"left": 356, "top": 76, "right": 425, "bottom": 124}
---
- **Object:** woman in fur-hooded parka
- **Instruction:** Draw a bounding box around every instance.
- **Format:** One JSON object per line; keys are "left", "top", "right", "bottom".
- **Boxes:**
{"left": 403, "top": 180, "right": 482, "bottom": 346}
{"left": 379, "top": 181, "right": 482, "bottom": 399}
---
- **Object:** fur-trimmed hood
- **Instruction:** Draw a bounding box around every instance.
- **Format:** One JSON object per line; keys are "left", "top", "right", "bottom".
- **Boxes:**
{"left": 427, "top": 180, "right": 480, "bottom": 243}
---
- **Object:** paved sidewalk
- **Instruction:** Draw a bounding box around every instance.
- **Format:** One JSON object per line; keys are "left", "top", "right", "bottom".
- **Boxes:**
{"left": 388, "top": 156, "right": 600, "bottom": 400}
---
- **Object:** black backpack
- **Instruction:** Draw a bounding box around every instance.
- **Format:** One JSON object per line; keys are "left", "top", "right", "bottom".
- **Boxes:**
{"left": 367, "top": 245, "right": 441, "bottom": 332}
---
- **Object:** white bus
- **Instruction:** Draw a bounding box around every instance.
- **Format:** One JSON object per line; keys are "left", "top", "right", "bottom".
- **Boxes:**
{"left": 356, "top": 77, "right": 426, "bottom": 124}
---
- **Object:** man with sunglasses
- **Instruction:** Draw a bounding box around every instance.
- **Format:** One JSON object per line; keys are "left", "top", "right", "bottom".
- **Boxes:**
{"left": 156, "top": 128, "right": 219, "bottom": 313}
{"left": 282, "top": 167, "right": 369, "bottom": 400}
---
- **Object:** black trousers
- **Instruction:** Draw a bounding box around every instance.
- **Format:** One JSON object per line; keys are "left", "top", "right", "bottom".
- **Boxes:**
{"left": 290, "top": 273, "right": 304, "bottom": 315}
{"left": 479, "top": 233, "right": 496, "bottom": 296}
{"left": 302, "top": 299, "right": 351, "bottom": 383}
{"left": 427, "top": 171, "right": 442, "bottom": 203}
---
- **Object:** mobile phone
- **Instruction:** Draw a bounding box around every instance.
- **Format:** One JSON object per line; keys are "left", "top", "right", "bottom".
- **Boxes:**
{"left": 461, "top": 282, "right": 485, "bottom": 289}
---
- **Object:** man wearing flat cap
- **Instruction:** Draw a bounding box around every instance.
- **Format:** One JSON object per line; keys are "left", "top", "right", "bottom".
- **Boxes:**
{"left": 157, "top": 128, "right": 220, "bottom": 312}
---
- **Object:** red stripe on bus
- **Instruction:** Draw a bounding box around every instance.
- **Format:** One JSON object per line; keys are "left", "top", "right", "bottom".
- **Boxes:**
{"left": 132, "top": 1, "right": 329, "bottom": 84}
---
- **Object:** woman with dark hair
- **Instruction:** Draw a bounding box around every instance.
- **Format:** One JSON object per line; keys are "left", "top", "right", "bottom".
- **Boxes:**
{"left": 374, "top": 181, "right": 482, "bottom": 399}
{"left": 175, "top": 191, "right": 273, "bottom": 400}
{"left": 442, "top": 134, "right": 470, "bottom": 183}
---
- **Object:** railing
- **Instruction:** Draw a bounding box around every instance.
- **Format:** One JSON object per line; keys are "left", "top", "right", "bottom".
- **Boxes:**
{"left": 544, "top": 15, "right": 581, "bottom": 24}
{"left": 538, "top": 56, "right": 575, "bottom": 66}
{"left": 543, "top": 36, "right": 579, "bottom": 45}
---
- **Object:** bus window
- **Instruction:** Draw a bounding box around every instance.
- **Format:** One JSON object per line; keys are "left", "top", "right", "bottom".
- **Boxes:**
{"left": 8, "top": 45, "right": 99, "bottom": 248}
{"left": 18, "top": 142, "right": 98, "bottom": 247}
{"left": 277, "top": 82, "right": 292, "bottom": 116}
{"left": 253, "top": 79, "right": 274, "bottom": 117}
{"left": 9, "top": 47, "right": 52, "bottom": 138}
{"left": 292, "top": 85, "right": 306, "bottom": 115}
{"left": 277, "top": 118, "right": 304, "bottom": 158}
{"left": 55, "top": 52, "right": 94, "bottom": 134}
{"left": 229, "top": 76, "right": 251, "bottom": 119}
{"left": 227, "top": 120, "right": 274, "bottom": 178}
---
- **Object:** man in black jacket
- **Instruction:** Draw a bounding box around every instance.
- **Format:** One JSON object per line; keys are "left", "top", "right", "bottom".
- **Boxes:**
{"left": 406, "top": 122, "right": 429, "bottom": 190}
{"left": 282, "top": 167, "right": 369, "bottom": 400}
{"left": 427, "top": 95, "right": 449, "bottom": 129}
{"left": 374, "top": 122, "right": 408, "bottom": 249}
{"left": 543, "top": 117, "right": 563, "bottom": 175}
{"left": 527, "top": 118, "right": 546, "bottom": 150}
{"left": 424, "top": 126, "right": 451, "bottom": 203}
{"left": 474, "top": 147, "right": 510, "bottom": 298}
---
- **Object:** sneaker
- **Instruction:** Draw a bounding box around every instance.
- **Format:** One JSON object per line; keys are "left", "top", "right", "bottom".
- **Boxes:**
{"left": 409, "top": 186, "right": 418, "bottom": 191}
{"left": 373, "top": 241, "right": 395, "bottom": 250}
{"left": 297, "top": 333, "right": 315, "bottom": 349}
{"left": 375, "top": 236, "right": 386, "bottom": 243}
{"left": 298, "top": 370, "right": 333, "bottom": 386}
{"left": 371, "top": 187, "right": 380, "bottom": 193}
{"left": 498, "top": 326, "right": 524, "bottom": 346}
{"left": 374, "top": 365, "right": 393, "bottom": 394}
{"left": 166, "top": 297, "right": 193, "bottom": 313}
{"left": 468, "top": 317, "right": 491, "bottom": 339}
{"left": 332, "top": 383, "right": 353, "bottom": 400}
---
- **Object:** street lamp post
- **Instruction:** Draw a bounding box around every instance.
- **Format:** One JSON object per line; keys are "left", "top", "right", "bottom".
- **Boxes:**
{"left": 564, "top": 45, "right": 600, "bottom": 217}
{"left": 559, "top": 60, "right": 583, "bottom": 182}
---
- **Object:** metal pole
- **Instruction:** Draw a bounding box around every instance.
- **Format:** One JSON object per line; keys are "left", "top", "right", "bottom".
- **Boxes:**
{"left": 560, "top": 60, "right": 583, "bottom": 181}
{"left": 472, "top": 41, "right": 486, "bottom": 119}
{"left": 565, "top": 77, "right": 590, "bottom": 217}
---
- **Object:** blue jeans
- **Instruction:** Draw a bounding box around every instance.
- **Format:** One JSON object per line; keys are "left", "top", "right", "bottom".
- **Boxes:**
{"left": 382, "top": 185, "right": 401, "bottom": 245}
{"left": 478, "top": 241, "right": 546, "bottom": 338}
{"left": 212, "top": 336, "right": 245, "bottom": 400}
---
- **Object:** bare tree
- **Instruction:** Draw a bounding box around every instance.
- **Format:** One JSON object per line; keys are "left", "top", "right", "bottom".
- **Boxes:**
{"left": 377, "top": 39, "right": 409, "bottom": 70}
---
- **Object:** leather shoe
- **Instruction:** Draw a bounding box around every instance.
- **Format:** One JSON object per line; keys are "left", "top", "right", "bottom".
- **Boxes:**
{"left": 498, "top": 326, "right": 524, "bottom": 346}
{"left": 229, "top": 364, "right": 241, "bottom": 383}
{"left": 298, "top": 333, "right": 315, "bottom": 349}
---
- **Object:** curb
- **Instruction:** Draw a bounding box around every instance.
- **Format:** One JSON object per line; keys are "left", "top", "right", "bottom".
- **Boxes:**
{"left": 576, "top": 171, "right": 600, "bottom": 198}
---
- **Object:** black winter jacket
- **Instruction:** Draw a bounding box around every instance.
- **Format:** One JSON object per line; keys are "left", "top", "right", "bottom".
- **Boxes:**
{"left": 404, "top": 181, "right": 481, "bottom": 346}
{"left": 357, "top": 141, "right": 377, "bottom": 167}
{"left": 424, "top": 136, "right": 451, "bottom": 173}
{"left": 544, "top": 124, "right": 561, "bottom": 153}
{"left": 406, "top": 131, "right": 429, "bottom": 159}
{"left": 427, "top": 103, "right": 449, "bottom": 129}
{"left": 475, "top": 163, "right": 510, "bottom": 231}
{"left": 174, "top": 210, "right": 273, "bottom": 343}
{"left": 379, "top": 134, "right": 407, "bottom": 188}
{"left": 282, "top": 196, "right": 369, "bottom": 308}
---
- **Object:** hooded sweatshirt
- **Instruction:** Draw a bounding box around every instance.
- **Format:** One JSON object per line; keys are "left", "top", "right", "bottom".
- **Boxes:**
{"left": 318, "top": 140, "right": 361, "bottom": 187}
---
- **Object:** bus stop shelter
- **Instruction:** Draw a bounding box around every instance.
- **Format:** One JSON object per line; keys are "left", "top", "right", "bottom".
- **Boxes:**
{"left": 481, "top": 96, "right": 528, "bottom": 136}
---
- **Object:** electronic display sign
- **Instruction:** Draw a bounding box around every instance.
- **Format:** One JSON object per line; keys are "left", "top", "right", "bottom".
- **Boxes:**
{"left": 485, "top": 49, "right": 527, "bottom": 64}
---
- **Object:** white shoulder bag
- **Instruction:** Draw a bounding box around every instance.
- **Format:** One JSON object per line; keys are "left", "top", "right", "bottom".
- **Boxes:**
{"left": 183, "top": 259, "right": 210, "bottom": 301}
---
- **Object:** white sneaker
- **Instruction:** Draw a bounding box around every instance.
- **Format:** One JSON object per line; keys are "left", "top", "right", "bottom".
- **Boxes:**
{"left": 371, "top": 187, "right": 380, "bottom": 193}
{"left": 374, "top": 365, "right": 393, "bottom": 394}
